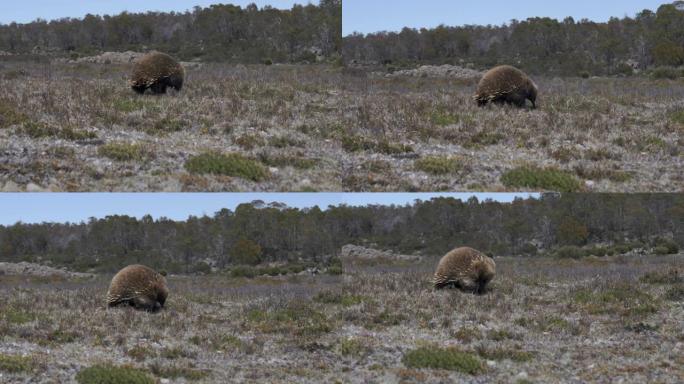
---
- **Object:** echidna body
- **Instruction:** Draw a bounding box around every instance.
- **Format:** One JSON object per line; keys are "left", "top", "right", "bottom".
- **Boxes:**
{"left": 107, "top": 265, "right": 168, "bottom": 312}
{"left": 433, "top": 247, "right": 496, "bottom": 294}
{"left": 130, "top": 52, "right": 185, "bottom": 94}
{"left": 474, "top": 65, "right": 538, "bottom": 108}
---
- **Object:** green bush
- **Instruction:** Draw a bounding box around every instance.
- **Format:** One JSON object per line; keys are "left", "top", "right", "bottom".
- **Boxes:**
{"left": 75, "top": 365, "right": 154, "bottom": 384}
{"left": 501, "top": 166, "right": 582, "bottom": 192}
{"left": 651, "top": 66, "right": 681, "bottom": 80}
{"left": 184, "top": 152, "right": 269, "bottom": 181}
{"left": 402, "top": 347, "right": 484, "bottom": 375}
{"left": 653, "top": 238, "right": 679, "bottom": 255}
{"left": 230, "top": 238, "right": 262, "bottom": 265}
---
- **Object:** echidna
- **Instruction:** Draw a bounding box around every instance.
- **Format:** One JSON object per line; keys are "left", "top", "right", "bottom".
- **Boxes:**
{"left": 433, "top": 247, "right": 496, "bottom": 294}
{"left": 130, "top": 52, "right": 185, "bottom": 94}
{"left": 106, "top": 265, "right": 168, "bottom": 312}
{"left": 474, "top": 65, "right": 538, "bottom": 108}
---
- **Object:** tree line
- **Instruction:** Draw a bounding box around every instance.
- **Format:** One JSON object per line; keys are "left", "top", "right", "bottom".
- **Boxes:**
{"left": 0, "top": 0, "right": 341, "bottom": 63}
{"left": 0, "top": 194, "right": 681, "bottom": 273}
{"left": 343, "top": 3, "right": 684, "bottom": 76}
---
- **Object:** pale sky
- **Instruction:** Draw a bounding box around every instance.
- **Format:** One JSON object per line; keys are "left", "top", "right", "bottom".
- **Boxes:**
{"left": 343, "top": 0, "right": 669, "bottom": 35}
{"left": 0, "top": 0, "right": 311, "bottom": 25}
{"left": 0, "top": 193, "right": 539, "bottom": 225}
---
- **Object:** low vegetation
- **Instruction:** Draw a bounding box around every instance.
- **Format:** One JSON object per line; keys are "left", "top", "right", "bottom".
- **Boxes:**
{"left": 0, "top": 252, "right": 681, "bottom": 382}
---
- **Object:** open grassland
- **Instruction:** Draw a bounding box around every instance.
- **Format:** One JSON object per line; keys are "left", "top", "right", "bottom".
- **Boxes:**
{"left": 0, "top": 60, "right": 682, "bottom": 192}
{"left": 0, "top": 254, "right": 682, "bottom": 383}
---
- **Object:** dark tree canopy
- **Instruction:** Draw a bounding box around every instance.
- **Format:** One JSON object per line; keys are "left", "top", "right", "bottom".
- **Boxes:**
{"left": 343, "top": 4, "right": 684, "bottom": 76}
{"left": 0, "top": 194, "right": 681, "bottom": 273}
{"left": 0, "top": 0, "right": 341, "bottom": 63}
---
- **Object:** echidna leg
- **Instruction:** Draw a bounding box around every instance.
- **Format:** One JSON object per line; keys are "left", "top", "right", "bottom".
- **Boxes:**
{"left": 132, "top": 296, "right": 155, "bottom": 311}
{"left": 132, "top": 85, "right": 146, "bottom": 94}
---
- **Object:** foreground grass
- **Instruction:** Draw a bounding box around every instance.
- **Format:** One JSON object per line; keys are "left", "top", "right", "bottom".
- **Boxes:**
{"left": 1, "top": 61, "right": 681, "bottom": 191}
{"left": 0, "top": 254, "right": 681, "bottom": 383}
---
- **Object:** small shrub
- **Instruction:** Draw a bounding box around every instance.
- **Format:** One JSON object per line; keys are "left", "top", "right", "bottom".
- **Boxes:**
{"left": 501, "top": 166, "right": 582, "bottom": 192}
{"left": 0, "top": 354, "right": 34, "bottom": 373}
{"left": 338, "top": 337, "right": 367, "bottom": 357}
{"left": 98, "top": 143, "right": 148, "bottom": 162}
{"left": 75, "top": 364, "right": 155, "bottom": 384}
{"left": 185, "top": 152, "right": 269, "bottom": 181}
{"left": 415, "top": 156, "right": 463, "bottom": 175}
{"left": 402, "top": 347, "right": 484, "bottom": 375}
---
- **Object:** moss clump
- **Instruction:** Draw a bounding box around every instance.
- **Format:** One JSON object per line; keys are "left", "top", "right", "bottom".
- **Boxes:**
{"left": 415, "top": 156, "right": 463, "bottom": 175}
{"left": 184, "top": 152, "right": 269, "bottom": 181}
{"left": 98, "top": 143, "right": 148, "bottom": 162}
{"left": 402, "top": 347, "right": 484, "bottom": 375}
{"left": 75, "top": 365, "right": 155, "bottom": 384}
{"left": 501, "top": 166, "right": 581, "bottom": 192}
{"left": 0, "top": 354, "right": 35, "bottom": 373}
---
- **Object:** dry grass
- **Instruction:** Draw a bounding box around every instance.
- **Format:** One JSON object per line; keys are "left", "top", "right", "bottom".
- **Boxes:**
{"left": 0, "top": 61, "right": 681, "bottom": 191}
{"left": 0, "top": 253, "right": 682, "bottom": 383}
